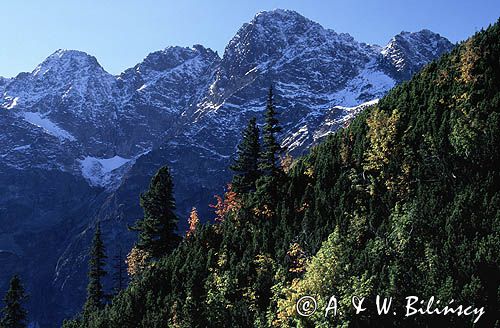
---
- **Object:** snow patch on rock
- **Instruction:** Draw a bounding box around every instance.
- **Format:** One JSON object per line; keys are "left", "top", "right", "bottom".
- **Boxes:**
{"left": 21, "top": 112, "right": 76, "bottom": 141}
{"left": 79, "top": 155, "right": 132, "bottom": 189}
{"left": 4, "top": 96, "right": 19, "bottom": 109}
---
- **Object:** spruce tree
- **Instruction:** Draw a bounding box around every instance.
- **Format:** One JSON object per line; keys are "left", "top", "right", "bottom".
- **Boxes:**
{"left": 112, "top": 246, "right": 126, "bottom": 295}
{"left": 230, "top": 117, "right": 261, "bottom": 193}
{"left": 131, "top": 166, "right": 179, "bottom": 259}
{"left": 0, "top": 275, "right": 28, "bottom": 328}
{"left": 84, "top": 223, "right": 107, "bottom": 313}
{"left": 259, "top": 86, "right": 284, "bottom": 176}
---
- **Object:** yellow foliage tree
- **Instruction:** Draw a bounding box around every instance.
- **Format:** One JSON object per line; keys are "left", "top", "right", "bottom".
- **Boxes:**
{"left": 364, "top": 108, "right": 401, "bottom": 173}
{"left": 275, "top": 228, "right": 374, "bottom": 327}
{"left": 125, "top": 246, "right": 151, "bottom": 277}
{"left": 186, "top": 207, "right": 199, "bottom": 239}
{"left": 457, "top": 38, "right": 480, "bottom": 85}
{"left": 280, "top": 153, "right": 294, "bottom": 174}
{"left": 286, "top": 242, "right": 308, "bottom": 274}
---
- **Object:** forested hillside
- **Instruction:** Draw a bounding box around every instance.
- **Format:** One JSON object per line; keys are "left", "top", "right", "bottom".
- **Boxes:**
{"left": 64, "top": 19, "right": 499, "bottom": 328}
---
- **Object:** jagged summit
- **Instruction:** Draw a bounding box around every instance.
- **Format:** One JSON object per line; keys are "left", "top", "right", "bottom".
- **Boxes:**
{"left": 252, "top": 8, "right": 320, "bottom": 28}
{"left": 248, "top": 8, "right": 359, "bottom": 43}
{"left": 32, "top": 49, "right": 107, "bottom": 77}
{"left": 381, "top": 29, "right": 453, "bottom": 79}
{"left": 133, "top": 45, "right": 219, "bottom": 74}
{"left": 388, "top": 29, "right": 452, "bottom": 50}
{"left": 395, "top": 28, "right": 443, "bottom": 37}
{"left": 46, "top": 48, "right": 97, "bottom": 60}
{"left": 254, "top": 8, "right": 302, "bottom": 17}
{"left": 1, "top": 48, "right": 117, "bottom": 126}
{"left": 225, "top": 8, "right": 332, "bottom": 56}
{"left": 117, "top": 44, "right": 220, "bottom": 113}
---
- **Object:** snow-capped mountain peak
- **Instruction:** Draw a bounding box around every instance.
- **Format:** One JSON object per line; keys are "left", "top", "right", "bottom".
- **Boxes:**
{"left": 252, "top": 8, "right": 321, "bottom": 30}
{"left": 1, "top": 48, "right": 117, "bottom": 118}
{"left": 224, "top": 9, "right": 333, "bottom": 64}
{"left": 32, "top": 49, "right": 106, "bottom": 77}
{"left": 135, "top": 45, "right": 219, "bottom": 74}
{"left": 381, "top": 29, "right": 453, "bottom": 79}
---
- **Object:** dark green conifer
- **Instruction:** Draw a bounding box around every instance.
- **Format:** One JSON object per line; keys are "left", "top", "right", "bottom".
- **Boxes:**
{"left": 131, "top": 166, "right": 180, "bottom": 259}
{"left": 230, "top": 117, "right": 261, "bottom": 193}
{"left": 112, "top": 246, "right": 126, "bottom": 295}
{"left": 84, "top": 223, "right": 107, "bottom": 313}
{"left": 259, "top": 86, "right": 284, "bottom": 176}
{"left": 0, "top": 275, "right": 28, "bottom": 328}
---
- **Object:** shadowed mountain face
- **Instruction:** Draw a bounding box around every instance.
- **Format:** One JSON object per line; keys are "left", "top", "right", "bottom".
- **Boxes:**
{"left": 0, "top": 9, "right": 453, "bottom": 326}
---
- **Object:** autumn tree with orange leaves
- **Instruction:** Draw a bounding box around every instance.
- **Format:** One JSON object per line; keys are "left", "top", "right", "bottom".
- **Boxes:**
{"left": 186, "top": 207, "right": 200, "bottom": 238}
{"left": 210, "top": 184, "right": 241, "bottom": 222}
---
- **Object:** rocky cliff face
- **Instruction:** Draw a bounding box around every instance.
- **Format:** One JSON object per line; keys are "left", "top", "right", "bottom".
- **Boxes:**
{"left": 0, "top": 9, "right": 454, "bottom": 326}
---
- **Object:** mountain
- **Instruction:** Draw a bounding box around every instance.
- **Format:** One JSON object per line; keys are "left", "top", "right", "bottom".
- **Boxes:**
{"left": 0, "top": 9, "right": 454, "bottom": 326}
{"left": 381, "top": 29, "right": 455, "bottom": 80}
{"left": 64, "top": 18, "right": 500, "bottom": 328}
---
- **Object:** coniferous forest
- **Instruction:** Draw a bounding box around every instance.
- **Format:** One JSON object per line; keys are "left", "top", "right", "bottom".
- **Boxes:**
{"left": 48, "top": 19, "right": 500, "bottom": 328}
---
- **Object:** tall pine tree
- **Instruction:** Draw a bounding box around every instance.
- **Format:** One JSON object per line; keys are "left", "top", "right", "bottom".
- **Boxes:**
{"left": 259, "top": 86, "right": 283, "bottom": 176}
{"left": 112, "top": 246, "right": 127, "bottom": 295}
{"left": 230, "top": 117, "right": 261, "bottom": 193}
{"left": 131, "top": 166, "right": 180, "bottom": 259}
{"left": 255, "top": 86, "right": 285, "bottom": 213}
{"left": 84, "top": 223, "right": 107, "bottom": 314}
{"left": 0, "top": 275, "right": 27, "bottom": 328}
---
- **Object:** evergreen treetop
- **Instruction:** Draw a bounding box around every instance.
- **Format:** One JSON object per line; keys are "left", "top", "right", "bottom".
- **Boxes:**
{"left": 131, "top": 166, "right": 180, "bottom": 259}
{"left": 0, "top": 275, "right": 28, "bottom": 328}
{"left": 83, "top": 223, "right": 107, "bottom": 314}
{"left": 259, "top": 86, "right": 284, "bottom": 176}
{"left": 230, "top": 117, "right": 261, "bottom": 193}
{"left": 111, "top": 246, "right": 127, "bottom": 295}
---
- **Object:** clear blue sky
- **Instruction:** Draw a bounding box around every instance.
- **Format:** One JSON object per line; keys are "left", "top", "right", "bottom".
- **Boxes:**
{"left": 0, "top": 0, "right": 498, "bottom": 77}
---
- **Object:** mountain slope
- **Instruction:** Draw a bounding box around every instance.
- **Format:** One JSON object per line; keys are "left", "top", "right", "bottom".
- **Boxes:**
{"left": 0, "top": 45, "right": 221, "bottom": 326}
